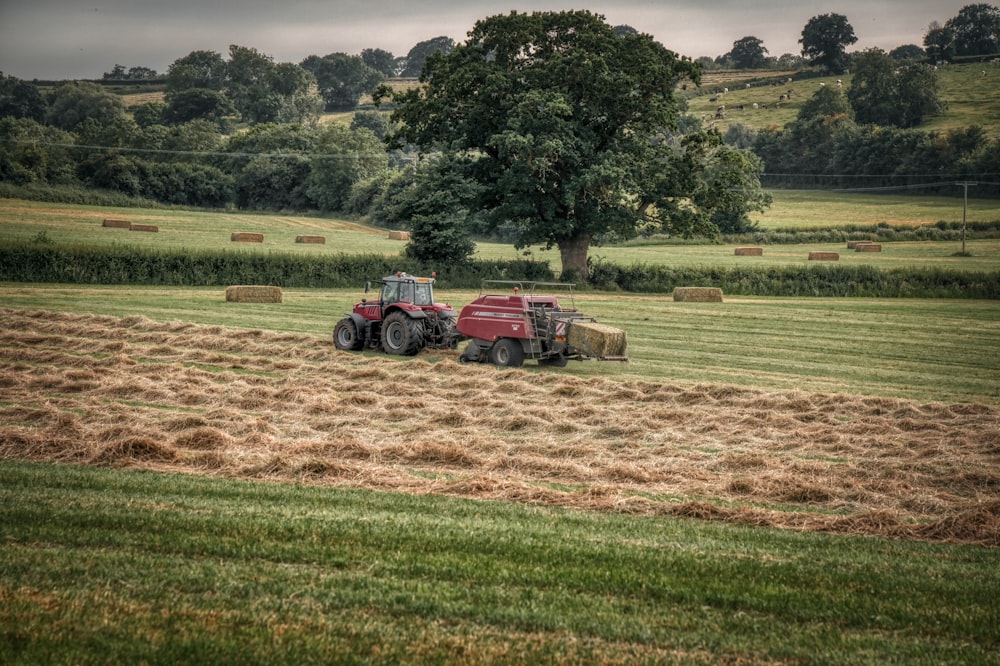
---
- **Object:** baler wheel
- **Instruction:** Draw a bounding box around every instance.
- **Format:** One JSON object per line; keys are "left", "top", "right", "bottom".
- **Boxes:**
{"left": 488, "top": 338, "right": 524, "bottom": 367}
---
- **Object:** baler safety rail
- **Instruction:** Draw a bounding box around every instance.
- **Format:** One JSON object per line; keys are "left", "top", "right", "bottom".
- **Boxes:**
{"left": 481, "top": 279, "right": 578, "bottom": 310}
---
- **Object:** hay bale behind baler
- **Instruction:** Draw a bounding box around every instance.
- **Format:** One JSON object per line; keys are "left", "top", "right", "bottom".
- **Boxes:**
{"left": 673, "top": 287, "right": 724, "bottom": 302}
{"left": 225, "top": 286, "right": 283, "bottom": 303}
{"left": 567, "top": 320, "right": 628, "bottom": 358}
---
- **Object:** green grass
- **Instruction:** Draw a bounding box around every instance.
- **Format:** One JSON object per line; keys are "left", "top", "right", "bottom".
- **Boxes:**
{"left": 1, "top": 460, "right": 996, "bottom": 664}
{"left": 3, "top": 196, "right": 999, "bottom": 274}
{"left": 3, "top": 284, "right": 998, "bottom": 404}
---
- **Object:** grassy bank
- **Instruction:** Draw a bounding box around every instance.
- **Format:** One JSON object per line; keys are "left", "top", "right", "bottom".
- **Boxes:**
{"left": 1, "top": 461, "right": 996, "bottom": 664}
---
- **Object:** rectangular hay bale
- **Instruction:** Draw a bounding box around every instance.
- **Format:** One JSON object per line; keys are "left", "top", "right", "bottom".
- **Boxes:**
{"left": 388, "top": 231, "right": 410, "bottom": 241}
{"left": 129, "top": 224, "right": 159, "bottom": 233}
{"left": 102, "top": 218, "right": 131, "bottom": 229}
{"left": 231, "top": 232, "right": 264, "bottom": 243}
{"left": 734, "top": 247, "right": 763, "bottom": 256}
{"left": 847, "top": 240, "right": 875, "bottom": 249}
{"left": 295, "top": 235, "right": 326, "bottom": 244}
{"left": 672, "top": 287, "right": 724, "bottom": 302}
{"left": 567, "top": 320, "right": 628, "bottom": 358}
{"left": 808, "top": 252, "right": 839, "bottom": 261}
{"left": 225, "top": 285, "right": 283, "bottom": 303}
{"left": 855, "top": 243, "right": 882, "bottom": 252}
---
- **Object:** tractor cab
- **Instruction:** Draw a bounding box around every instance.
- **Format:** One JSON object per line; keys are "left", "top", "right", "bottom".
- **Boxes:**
{"left": 373, "top": 275, "right": 435, "bottom": 309}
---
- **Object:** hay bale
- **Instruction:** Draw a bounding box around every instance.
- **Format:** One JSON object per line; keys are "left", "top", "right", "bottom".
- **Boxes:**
{"left": 734, "top": 247, "right": 763, "bottom": 256}
{"left": 808, "top": 252, "right": 839, "bottom": 261}
{"left": 855, "top": 243, "right": 882, "bottom": 252}
{"left": 673, "top": 287, "right": 724, "bottom": 302}
{"left": 847, "top": 240, "right": 875, "bottom": 249}
{"left": 388, "top": 231, "right": 410, "bottom": 241}
{"left": 231, "top": 232, "right": 264, "bottom": 243}
{"left": 295, "top": 235, "right": 326, "bottom": 244}
{"left": 225, "top": 286, "right": 283, "bottom": 303}
{"left": 129, "top": 224, "right": 158, "bottom": 233}
{"left": 102, "top": 218, "right": 131, "bottom": 229}
{"left": 568, "top": 320, "right": 628, "bottom": 358}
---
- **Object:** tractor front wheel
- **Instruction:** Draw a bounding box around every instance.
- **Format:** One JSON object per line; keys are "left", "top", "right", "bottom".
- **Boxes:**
{"left": 381, "top": 311, "right": 425, "bottom": 356}
{"left": 488, "top": 338, "right": 525, "bottom": 367}
{"left": 333, "top": 318, "right": 364, "bottom": 351}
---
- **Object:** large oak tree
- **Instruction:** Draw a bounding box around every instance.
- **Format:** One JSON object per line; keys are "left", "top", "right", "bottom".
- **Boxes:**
{"left": 379, "top": 10, "right": 768, "bottom": 279}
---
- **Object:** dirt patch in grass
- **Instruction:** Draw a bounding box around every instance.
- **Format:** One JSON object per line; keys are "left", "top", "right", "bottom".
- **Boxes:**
{"left": 2, "top": 307, "right": 998, "bottom": 546}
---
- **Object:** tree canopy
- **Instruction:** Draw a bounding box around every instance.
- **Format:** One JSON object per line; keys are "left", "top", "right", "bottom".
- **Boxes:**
{"left": 946, "top": 3, "right": 1000, "bottom": 57}
{"left": 379, "top": 10, "right": 770, "bottom": 278}
{"left": 728, "top": 37, "right": 769, "bottom": 69}
{"left": 848, "top": 49, "right": 944, "bottom": 128}
{"left": 400, "top": 37, "right": 456, "bottom": 78}
{"left": 300, "top": 53, "right": 384, "bottom": 111}
{"left": 799, "top": 13, "right": 857, "bottom": 74}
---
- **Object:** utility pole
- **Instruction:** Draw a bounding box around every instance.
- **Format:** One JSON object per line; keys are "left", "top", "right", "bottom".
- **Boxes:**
{"left": 958, "top": 181, "right": 977, "bottom": 255}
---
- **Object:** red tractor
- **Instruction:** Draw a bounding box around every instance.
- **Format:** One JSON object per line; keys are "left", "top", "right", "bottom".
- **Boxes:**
{"left": 333, "top": 272, "right": 463, "bottom": 356}
{"left": 456, "top": 280, "right": 628, "bottom": 367}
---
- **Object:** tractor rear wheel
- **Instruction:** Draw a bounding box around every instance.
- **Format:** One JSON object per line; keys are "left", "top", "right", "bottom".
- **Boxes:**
{"left": 381, "top": 311, "right": 425, "bottom": 356}
{"left": 333, "top": 318, "right": 364, "bottom": 351}
{"left": 488, "top": 338, "right": 524, "bottom": 367}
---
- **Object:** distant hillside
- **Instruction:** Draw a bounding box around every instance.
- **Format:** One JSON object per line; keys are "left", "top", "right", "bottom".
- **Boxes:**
{"left": 685, "top": 63, "right": 1000, "bottom": 137}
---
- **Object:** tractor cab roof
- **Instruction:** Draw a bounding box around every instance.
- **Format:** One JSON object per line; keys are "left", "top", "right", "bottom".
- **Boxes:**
{"left": 380, "top": 272, "right": 435, "bottom": 285}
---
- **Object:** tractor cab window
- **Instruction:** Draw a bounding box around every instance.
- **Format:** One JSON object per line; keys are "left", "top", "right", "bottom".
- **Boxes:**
{"left": 412, "top": 283, "right": 433, "bottom": 306}
{"left": 381, "top": 282, "right": 399, "bottom": 304}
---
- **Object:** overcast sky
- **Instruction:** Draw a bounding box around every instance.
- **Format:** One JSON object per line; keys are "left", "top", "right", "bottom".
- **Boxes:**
{"left": 0, "top": 0, "right": 973, "bottom": 81}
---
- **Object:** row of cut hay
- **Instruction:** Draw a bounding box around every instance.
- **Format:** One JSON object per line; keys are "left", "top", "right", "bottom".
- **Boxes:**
{"left": 567, "top": 321, "right": 628, "bottom": 357}
{"left": 673, "top": 287, "right": 724, "bottom": 302}
{"left": 734, "top": 247, "right": 763, "bottom": 256}
{"left": 224, "top": 285, "right": 283, "bottom": 303}
{"left": 808, "top": 251, "right": 839, "bottom": 261}
{"left": 4, "top": 307, "right": 1000, "bottom": 545}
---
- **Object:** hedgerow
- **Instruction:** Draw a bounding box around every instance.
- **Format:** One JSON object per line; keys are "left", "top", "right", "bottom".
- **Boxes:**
{"left": 0, "top": 243, "right": 553, "bottom": 290}
{"left": 586, "top": 257, "right": 1000, "bottom": 298}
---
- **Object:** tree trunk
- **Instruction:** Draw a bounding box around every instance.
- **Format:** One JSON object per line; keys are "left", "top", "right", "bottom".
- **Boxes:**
{"left": 557, "top": 233, "right": 592, "bottom": 281}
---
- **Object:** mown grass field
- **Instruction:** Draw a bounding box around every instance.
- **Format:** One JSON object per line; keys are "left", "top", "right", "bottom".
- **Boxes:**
{"left": 3, "top": 196, "right": 999, "bottom": 273}
{"left": 3, "top": 188, "right": 999, "bottom": 663}
{"left": 1, "top": 301, "right": 998, "bottom": 662}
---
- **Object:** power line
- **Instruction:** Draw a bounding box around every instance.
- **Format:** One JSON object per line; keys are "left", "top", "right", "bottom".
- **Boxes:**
{"left": 0, "top": 138, "right": 384, "bottom": 160}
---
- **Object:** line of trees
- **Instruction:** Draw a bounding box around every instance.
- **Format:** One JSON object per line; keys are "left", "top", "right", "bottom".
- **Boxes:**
{"left": 709, "top": 4, "right": 998, "bottom": 72}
